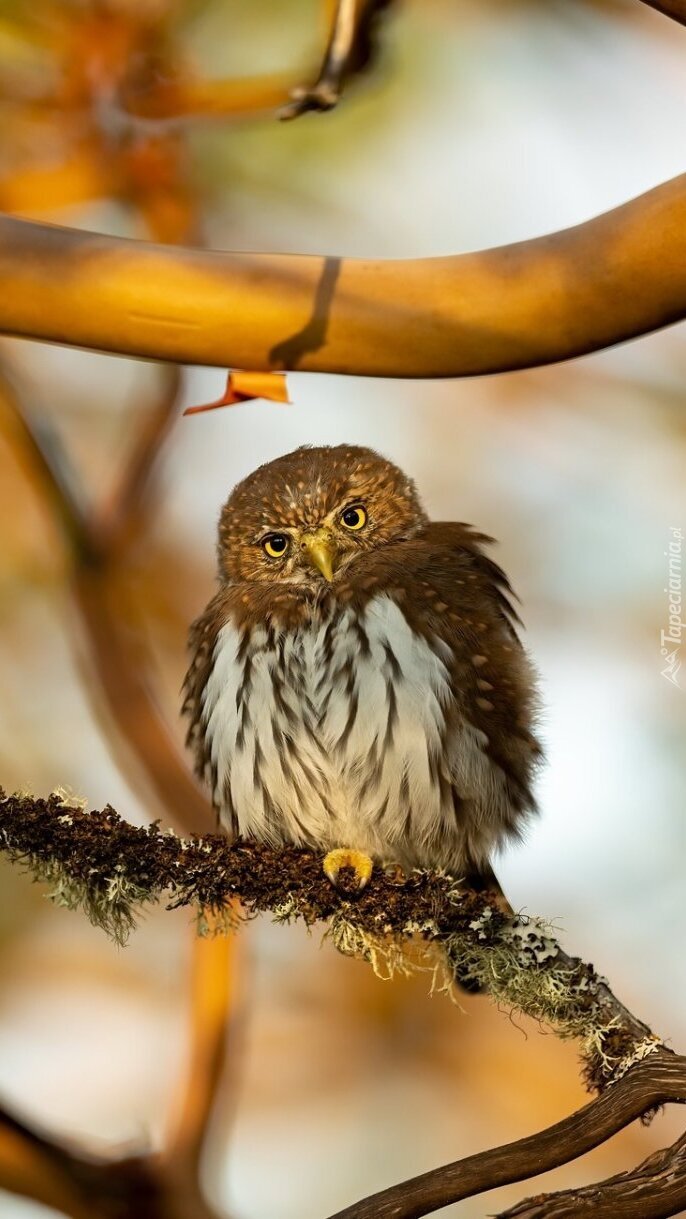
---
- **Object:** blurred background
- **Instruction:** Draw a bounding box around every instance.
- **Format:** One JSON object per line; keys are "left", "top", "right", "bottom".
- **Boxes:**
{"left": 0, "top": 1, "right": 685, "bottom": 1216}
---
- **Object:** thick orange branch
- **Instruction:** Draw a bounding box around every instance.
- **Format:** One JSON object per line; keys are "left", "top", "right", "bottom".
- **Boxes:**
{"left": 123, "top": 72, "right": 298, "bottom": 120}
{"left": 164, "top": 920, "right": 242, "bottom": 1176}
{"left": 0, "top": 175, "right": 685, "bottom": 377}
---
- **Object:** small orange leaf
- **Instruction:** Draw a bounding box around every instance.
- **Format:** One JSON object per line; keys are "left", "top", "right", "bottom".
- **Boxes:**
{"left": 183, "top": 370, "right": 290, "bottom": 416}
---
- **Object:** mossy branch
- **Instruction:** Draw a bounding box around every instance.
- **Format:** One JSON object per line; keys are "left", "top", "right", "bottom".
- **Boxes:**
{"left": 2, "top": 786, "right": 686, "bottom": 1219}
{"left": 0, "top": 786, "right": 666, "bottom": 1096}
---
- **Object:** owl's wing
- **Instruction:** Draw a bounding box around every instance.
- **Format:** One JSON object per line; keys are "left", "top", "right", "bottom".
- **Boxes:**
{"left": 423, "top": 521, "right": 524, "bottom": 634}
{"left": 368, "top": 522, "right": 542, "bottom": 869}
{"left": 431, "top": 522, "right": 541, "bottom": 793}
{"left": 182, "top": 587, "right": 235, "bottom": 801}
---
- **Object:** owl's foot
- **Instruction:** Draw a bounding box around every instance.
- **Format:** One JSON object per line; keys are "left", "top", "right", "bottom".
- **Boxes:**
{"left": 323, "top": 848, "right": 373, "bottom": 895}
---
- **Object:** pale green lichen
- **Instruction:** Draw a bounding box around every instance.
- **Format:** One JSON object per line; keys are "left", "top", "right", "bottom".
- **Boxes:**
{"left": 34, "top": 858, "right": 152, "bottom": 946}
{"left": 443, "top": 923, "right": 600, "bottom": 1040}
{"left": 320, "top": 898, "right": 664, "bottom": 1087}
{"left": 326, "top": 910, "right": 457, "bottom": 995}
{"left": 271, "top": 895, "right": 301, "bottom": 924}
{"left": 51, "top": 786, "right": 88, "bottom": 812}
{"left": 608, "top": 1034, "right": 664, "bottom": 1079}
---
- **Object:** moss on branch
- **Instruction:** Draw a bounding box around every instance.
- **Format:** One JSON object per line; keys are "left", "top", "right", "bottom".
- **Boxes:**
{"left": 0, "top": 787, "right": 666, "bottom": 1093}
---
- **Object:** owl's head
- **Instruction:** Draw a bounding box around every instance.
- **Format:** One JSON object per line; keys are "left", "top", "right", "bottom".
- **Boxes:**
{"left": 217, "top": 445, "right": 427, "bottom": 586}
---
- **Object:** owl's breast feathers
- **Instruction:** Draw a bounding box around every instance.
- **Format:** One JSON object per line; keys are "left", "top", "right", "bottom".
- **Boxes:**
{"left": 183, "top": 523, "right": 541, "bottom": 874}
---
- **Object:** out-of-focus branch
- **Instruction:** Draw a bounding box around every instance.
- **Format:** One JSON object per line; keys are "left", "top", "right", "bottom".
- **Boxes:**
{"left": 0, "top": 1097, "right": 221, "bottom": 1219}
{"left": 0, "top": 367, "right": 97, "bottom": 561}
{"left": 0, "top": 1103, "right": 94, "bottom": 1219}
{"left": 122, "top": 72, "right": 299, "bottom": 121}
{"left": 0, "top": 366, "right": 213, "bottom": 834}
{"left": 96, "top": 364, "right": 181, "bottom": 555}
{"left": 280, "top": 0, "right": 396, "bottom": 120}
{"left": 1, "top": 12, "right": 248, "bottom": 1218}
{"left": 1, "top": 175, "right": 685, "bottom": 376}
{"left": 164, "top": 915, "right": 242, "bottom": 1177}
{"left": 71, "top": 571, "right": 213, "bottom": 834}
{"left": 1, "top": 364, "right": 240, "bottom": 1198}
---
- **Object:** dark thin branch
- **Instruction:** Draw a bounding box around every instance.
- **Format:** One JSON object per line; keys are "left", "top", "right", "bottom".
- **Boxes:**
{"left": 280, "top": 0, "right": 397, "bottom": 120}
{"left": 327, "top": 1054, "right": 686, "bottom": 1219}
{"left": 638, "top": 0, "right": 686, "bottom": 25}
{"left": 499, "top": 1128, "right": 686, "bottom": 1219}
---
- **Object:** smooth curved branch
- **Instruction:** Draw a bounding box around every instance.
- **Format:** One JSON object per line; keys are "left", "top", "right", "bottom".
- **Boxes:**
{"left": 0, "top": 175, "right": 685, "bottom": 378}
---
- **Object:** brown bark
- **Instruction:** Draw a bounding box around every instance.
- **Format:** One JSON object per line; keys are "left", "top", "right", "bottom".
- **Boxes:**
{"left": 499, "top": 1128, "right": 686, "bottom": 1219}
{"left": 328, "top": 1053, "right": 686, "bottom": 1219}
{"left": 638, "top": 0, "right": 686, "bottom": 23}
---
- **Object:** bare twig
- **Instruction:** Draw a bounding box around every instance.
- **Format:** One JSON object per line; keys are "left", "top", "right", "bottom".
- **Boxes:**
{"left": 1, "top": 174, "right": 685, "bottom": 376}
{"left": 280, "top": 0, "right": 396, "bottom": 120}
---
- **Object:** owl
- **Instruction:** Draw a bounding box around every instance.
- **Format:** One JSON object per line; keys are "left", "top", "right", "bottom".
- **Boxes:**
{"left": 183, "top": 445, "right": 541, "bottom": 893}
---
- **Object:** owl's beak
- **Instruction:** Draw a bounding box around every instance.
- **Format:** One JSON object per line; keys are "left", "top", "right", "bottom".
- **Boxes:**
{"left": 301, "top": 529, "right": 338, "bottom": 582}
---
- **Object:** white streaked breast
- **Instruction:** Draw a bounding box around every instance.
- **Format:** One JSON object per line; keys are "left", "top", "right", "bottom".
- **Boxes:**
{"left": 201, "top": 594, "right": 487, "bottom": 868}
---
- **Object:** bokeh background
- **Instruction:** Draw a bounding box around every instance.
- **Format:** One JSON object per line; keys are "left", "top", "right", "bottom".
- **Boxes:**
{"left": 0, "top": 1, "right": 685, "bottom": 1216}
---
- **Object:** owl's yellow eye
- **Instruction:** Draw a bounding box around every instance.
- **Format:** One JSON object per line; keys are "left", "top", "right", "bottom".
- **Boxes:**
{"left": 262, "top": 533, "right": 290, "bottom": 559}
{"left": 340, "top": 505, "right": 367, "bottom": 531}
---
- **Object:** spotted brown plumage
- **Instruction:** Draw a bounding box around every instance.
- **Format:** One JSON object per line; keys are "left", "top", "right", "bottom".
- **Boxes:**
{"left": 183, "top": 445, "right": 541, "bottom": 884}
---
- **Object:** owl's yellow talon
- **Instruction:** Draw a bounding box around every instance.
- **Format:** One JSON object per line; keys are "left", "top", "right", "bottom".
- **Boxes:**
{"left": 323, "top": 848, "right": 373, "bottom": 894}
